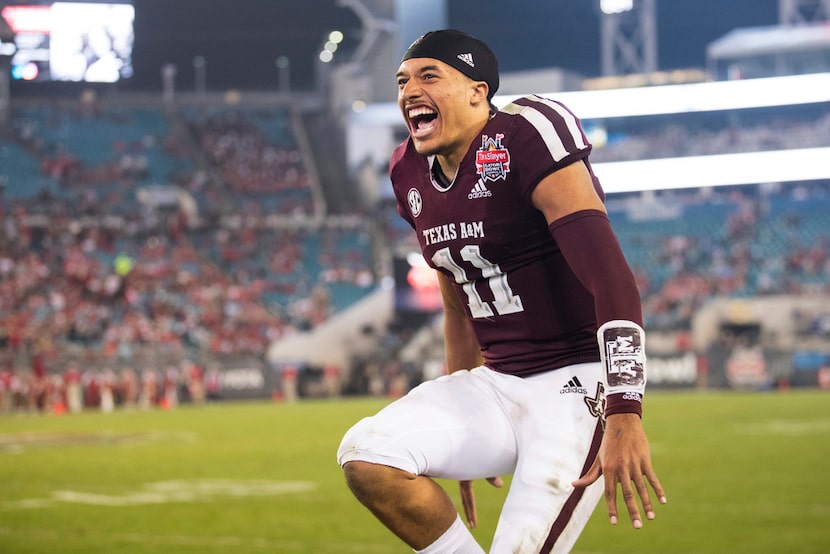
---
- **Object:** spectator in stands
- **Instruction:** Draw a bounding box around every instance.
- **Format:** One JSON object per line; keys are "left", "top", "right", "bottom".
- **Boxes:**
{"left": 64, "top": 363, "right": 83, "bottom": 414}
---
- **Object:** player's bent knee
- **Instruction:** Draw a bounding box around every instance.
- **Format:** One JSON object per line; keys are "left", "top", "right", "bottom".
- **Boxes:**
{"left": 337, "top": 416, "right": 421, "bottom": 476}
{"left": 336, "top": 417, "right": 373, "bottom": 463}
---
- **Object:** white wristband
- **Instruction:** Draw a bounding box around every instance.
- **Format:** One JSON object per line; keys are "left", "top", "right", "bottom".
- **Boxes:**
{"left": 597, "top": 319, "right": 647, "bottom": 397}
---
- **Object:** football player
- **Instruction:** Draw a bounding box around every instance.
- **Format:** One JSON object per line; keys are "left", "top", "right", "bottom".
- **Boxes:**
{"left": 338, "top": 29, "right": 666, "bottom": 553}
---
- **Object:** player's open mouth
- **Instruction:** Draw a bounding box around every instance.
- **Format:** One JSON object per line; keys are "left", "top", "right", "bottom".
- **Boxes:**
{"left": 408, "top": 106, "right": 438, "bottom": 138}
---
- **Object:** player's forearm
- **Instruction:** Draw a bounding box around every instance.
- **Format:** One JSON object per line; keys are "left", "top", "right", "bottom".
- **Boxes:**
{"left": 549, "top": 209, "right": 643, "bottom": 327}
{"left": 549, "top": 209, "right": 645, "bottom": 416}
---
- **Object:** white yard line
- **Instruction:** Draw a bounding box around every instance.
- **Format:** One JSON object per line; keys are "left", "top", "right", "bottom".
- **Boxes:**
{"left": 3, "top": 479, "right": 316, "bottom": 510}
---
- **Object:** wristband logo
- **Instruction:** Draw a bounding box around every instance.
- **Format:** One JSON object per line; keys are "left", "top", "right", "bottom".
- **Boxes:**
{"left": 601, "top": 325, "right": 646, "bottom": 389}
{"left": 622, "top": 391, "right": 642, "bottom": 402}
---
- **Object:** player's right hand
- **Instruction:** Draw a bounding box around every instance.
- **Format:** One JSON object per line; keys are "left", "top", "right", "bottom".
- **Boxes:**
{"left": 572, "top": 413, "right": 666, "bottom": 528}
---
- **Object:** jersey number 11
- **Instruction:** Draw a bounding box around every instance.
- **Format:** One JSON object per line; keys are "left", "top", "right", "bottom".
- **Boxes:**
{"left": 432, "top": 245, "right": 524, "bottom": 319}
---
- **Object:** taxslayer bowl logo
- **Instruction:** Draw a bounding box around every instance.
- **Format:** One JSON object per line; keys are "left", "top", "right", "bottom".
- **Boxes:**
{"left": 475, "top": 133, "right": 510, "bottom": 182}
{"left": 407, "top": 187, "right": 423, "bottom": 217}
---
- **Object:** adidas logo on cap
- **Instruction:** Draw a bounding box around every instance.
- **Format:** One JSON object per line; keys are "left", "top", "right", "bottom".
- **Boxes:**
{"left": 457, "top": 52, "right": 474, "bottom": 67}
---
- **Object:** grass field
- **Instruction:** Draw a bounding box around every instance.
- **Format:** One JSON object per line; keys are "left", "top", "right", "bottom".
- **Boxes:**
{"left": 1, "top": 389, "right": 829, "bottom": 553}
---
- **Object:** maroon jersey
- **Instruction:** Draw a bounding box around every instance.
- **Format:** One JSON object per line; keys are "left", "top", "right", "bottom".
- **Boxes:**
{"left": 391, "top": 95, "right": 605, "bottom": 377}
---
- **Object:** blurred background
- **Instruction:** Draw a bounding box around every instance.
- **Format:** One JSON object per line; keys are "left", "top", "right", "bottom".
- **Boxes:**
{"left": 1, "top": 0, "right": 829, "bottom": 414}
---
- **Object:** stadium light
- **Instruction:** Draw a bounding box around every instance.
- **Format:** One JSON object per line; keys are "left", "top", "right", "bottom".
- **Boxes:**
{"left": 192, "top": 56, "right": 206, "bottom": 94}
{"left": 493, "top": 73, "right": 830, "bottom": 119}
{"left": 275, "top": 55, "right": 290, "bottom": 93}
{"left": 594, "top": 147, "right": 830, "bottom": 194}
{"left": 600, "top": 0, "right": 634, "bottom": 14}
{"left": 318, "top": 30, "right": 343, "bottom": 64}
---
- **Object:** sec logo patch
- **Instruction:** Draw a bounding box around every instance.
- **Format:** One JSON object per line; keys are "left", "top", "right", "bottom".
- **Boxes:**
{"left": 407, "top": 188, "right": 422, "bottom": 218}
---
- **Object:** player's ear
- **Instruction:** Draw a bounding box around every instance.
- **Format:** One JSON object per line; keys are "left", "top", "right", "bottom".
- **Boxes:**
{"left": 470, "top": 80, "right": 489, "bottom": 108}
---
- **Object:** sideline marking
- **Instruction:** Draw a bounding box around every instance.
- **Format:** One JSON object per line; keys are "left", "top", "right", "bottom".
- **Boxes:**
{"left": 735, "top": 418, "right": 830, "bottom": 436}
{"left": 0, "top": 525, "right": 393, "bottom": 552}
{"left": 3, "top": 479, "right": 316, "bottom": 510}
{"left": 0, "top": 431, "right": 198, "bottom": 453}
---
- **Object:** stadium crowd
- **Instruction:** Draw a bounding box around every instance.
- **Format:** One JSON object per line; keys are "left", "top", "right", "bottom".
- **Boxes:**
{"left": 610, "top": 182, "right": 830, "bottom": 331}
{"left": 182, "top": 107, "right": 316, "bottom": 218}
{"left": 0, "top": 98, "right": 375, "bottom": 414}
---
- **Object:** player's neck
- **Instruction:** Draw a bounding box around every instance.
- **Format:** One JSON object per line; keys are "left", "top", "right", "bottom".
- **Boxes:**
{"left": 432, "top": 157, "right": 456, "bottom": 188}
{"left": 434, "top": 108, "right": 493, "bottom": 184}
{"left": 433, "top": 156, "right": 458, "bottom": 185}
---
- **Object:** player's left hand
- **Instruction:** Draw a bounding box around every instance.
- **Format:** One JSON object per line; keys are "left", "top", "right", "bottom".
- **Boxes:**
{"left": 572, "top": 413, "right": 666, "bottom": 529}
{"left": 459, "top": 476, "right": 503, "bottom": 528}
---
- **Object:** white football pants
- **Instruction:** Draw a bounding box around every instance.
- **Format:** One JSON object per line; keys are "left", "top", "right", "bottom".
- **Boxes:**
{"left": 337, "top": 362, "right": 606, "bottom": 553}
